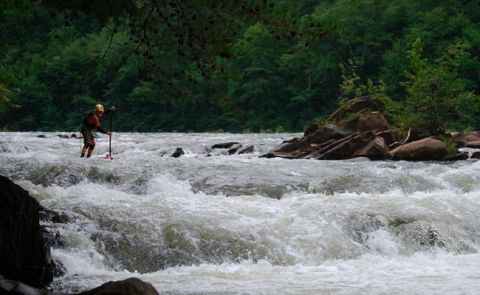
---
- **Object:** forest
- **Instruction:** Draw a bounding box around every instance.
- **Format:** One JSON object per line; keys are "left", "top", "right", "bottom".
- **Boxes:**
{"left": 1, "top": 0, "right": 480, "bottom": 133}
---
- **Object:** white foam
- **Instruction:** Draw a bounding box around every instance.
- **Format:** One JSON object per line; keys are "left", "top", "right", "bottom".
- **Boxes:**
{"left": 4, "top": 132, "right": 480, "bottom": 294}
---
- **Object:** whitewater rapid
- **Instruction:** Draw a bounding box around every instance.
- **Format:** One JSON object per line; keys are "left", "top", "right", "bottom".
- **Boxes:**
{"left": 1, "top": 132, "right": 480, "bottom": 294}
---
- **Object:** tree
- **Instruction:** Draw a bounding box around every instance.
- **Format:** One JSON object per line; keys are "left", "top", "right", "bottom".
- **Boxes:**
{"left": 401, "top": 38, "right": 480, "bottom": 134}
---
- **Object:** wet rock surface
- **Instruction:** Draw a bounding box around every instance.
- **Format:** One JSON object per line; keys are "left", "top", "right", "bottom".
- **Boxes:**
{"left": 0, "top": 175, "right": 54, "bottom": 288}
{"left": 265, "top": 95, "right": 461, "bottom": 161}
{"left": 171, "top": 147, "right": 185, "bottom": 158}
{"left": 76, "top": 277, "right": 159, "bottom": 295}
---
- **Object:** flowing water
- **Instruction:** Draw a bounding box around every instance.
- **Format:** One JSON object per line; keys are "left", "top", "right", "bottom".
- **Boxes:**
{"left": 2, "top": 132, "right": 480, "bottom": 294}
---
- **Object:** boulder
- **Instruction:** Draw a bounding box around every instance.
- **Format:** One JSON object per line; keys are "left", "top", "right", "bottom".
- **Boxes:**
{"left": 312, "top": 131, "right": 376, "bottom": 160}
{"left": 263, "top": 94, "right": 469, "bottom": 161}
{"left": 375, "top": 130, "right": 395, "bottom": 146}
{"left": 0, "top": 175, "right": 54, "bottom": 288}
{"left": 464, "top": 140, "right": 480, "bottom": 148}
{"left": 303, "top": 118, "right": 357, "bottom": 143}
{"left": 267, "top": 96, "right": 392, "bottom": 161}
{"left": 228, "top": 143, "right": 242, "bottom": 155}
{"left": 352, "top": 136, "right": 390, "bottom": 160}
{"left": 171, "top": 147, "right": 184, "bottom": 158}
{"left": 471, "top": 152, "right": 480, "bottom": 159}
{"left": 211, "top": 142, "right": 240, "bottom": 149}
{"left": 303, "top": 123, "right": 321, "bottom": 136}
{"left": 261, "top": 139, "right": 311, "bottom": 159}
{"left": 357, "top": 112, "right": 389, "bottom": 133}
{"left": 452, "top": 131, "right": 480, "bottom": 147}
{"left": 77, "top": 277, "right": 159, "bottom": 295}
{"left": 51, "top": 212, "right": 71, "bottom": 224}
{"left": 327, "top": 95, "right": 386, "bottom": 122}
{"left": 238, "top": 145, "right": 255, "bottom": 154}
{"left": 390, "top": 137, "right": 448, "bottom": 161}
{"left": 268, "top": 113, "right": 390, "bottom": 161}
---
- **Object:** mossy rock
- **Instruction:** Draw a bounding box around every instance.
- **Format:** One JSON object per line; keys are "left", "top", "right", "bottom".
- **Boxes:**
{"left": 327, "top": 95, "right": 392, "bottom": 123}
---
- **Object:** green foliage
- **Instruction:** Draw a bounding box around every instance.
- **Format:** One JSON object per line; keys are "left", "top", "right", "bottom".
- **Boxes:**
{"left": 2, "top": 0, "right": 480, "bottom": 133}
{"left": 443, "top": 136, "right": 460, "bottom": 156}
{"left": 399, "top": 38, "right": 480, "bottom": 134}
{"left": 339, "top": 59, "right": 387, "bottom": 103}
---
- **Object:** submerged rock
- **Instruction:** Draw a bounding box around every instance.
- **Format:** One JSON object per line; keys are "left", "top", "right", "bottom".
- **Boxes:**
{"left": 0, "top": 175, "right": 54, "bottom": 288}
{"left": 211, "top": 142, "right": 240, "bottom": 149}
{"left": 77, "top": 277, "right": 159, "bottom": 295}
{"left": 228, "top": 143, "right": 242, "bottom": 154}
{"left": 471, "top": 152, "right": 480, "bottom": 159}
{"left": 171, "top": 147, "right": 185, "bottom": 158}
{"left": 238, "top": 145, "right": 255, "bottom": 154}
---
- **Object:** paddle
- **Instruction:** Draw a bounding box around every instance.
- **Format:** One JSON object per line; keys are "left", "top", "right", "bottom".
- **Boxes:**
{"left": 108, "top": 110, "right": 113, "bottom": 158}
{"left": 103, "top": 109, "right": 114, "bottom": 160}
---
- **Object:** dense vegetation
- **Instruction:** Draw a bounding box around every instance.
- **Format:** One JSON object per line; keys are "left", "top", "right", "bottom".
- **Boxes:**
{"left": 1, "top": 0, "right": 480, "bottom": 133}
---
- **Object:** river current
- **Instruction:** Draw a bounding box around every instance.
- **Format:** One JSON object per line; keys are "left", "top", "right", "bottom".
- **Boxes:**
{"left": 1, "top": 132, "right": 480, "bottom": 294}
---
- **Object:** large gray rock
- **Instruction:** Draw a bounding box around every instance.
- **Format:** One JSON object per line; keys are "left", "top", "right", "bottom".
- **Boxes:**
{"left": 0, "top": 175, "right": 54, "bottom": 288}
{"left": 77, "top": 277, "right": 159, "bottom": 295}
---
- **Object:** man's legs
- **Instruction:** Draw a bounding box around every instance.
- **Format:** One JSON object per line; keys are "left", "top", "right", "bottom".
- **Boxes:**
{"left": 81, "top": 128, "right": 95, "bottom": 158}
{"left": 81, "top": 144, "right": 88, "bottom": 157}
{"left": 86, "top": 139, "right": 96, "bottom": 157}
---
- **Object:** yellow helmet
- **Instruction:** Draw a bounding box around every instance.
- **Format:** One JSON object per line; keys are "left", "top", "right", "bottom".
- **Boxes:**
{"left": 95, "top": 104, "right": 104, "bottom": 113}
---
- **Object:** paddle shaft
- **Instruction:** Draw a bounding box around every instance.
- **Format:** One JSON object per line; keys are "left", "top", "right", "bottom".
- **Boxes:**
{"left": 109, "top": 110, "right": 113, "bottom": 156}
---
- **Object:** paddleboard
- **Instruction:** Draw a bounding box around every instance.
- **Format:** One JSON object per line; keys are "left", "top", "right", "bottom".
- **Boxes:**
{"left": 99, "top": 153, "right": 114, "bottom": 160}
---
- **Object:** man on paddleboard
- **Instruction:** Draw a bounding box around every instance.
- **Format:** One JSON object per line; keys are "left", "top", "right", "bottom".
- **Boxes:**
{"left": 80, "top": 104, "right": 114, "bottom": 158}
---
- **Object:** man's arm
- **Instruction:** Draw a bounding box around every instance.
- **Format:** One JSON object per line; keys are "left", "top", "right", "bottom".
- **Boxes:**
{"left": 88, "top": 115, "right": 108, "bottom": 134}
{"left": 104, "top": 106, "right": 115, "bottom": 115}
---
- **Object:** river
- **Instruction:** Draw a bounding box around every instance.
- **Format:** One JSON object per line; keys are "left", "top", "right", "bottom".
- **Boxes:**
{"left": 1, "top": 132, "right": 480, "bottom": 294}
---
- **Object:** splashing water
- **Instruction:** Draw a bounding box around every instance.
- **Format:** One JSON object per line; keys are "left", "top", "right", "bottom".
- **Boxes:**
{"left": 2, "top": 132, "right": 480, "bottom": 294}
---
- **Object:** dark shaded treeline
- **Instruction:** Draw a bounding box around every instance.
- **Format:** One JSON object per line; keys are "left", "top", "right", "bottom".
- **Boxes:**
{"left": 1, "top": 0, "right": 480, "bottom": 133}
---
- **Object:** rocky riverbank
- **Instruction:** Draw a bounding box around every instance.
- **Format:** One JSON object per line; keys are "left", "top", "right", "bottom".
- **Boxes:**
{"left": 263, "top": 95, "right": 474, "bottom": 161}
{"left": 0, "top": 175, "right": 158, "bottom": 295}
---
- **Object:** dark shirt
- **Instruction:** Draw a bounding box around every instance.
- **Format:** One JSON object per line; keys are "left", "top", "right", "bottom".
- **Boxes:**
{"left": 82, "top": 110, "right": 111, "bottom": 134}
